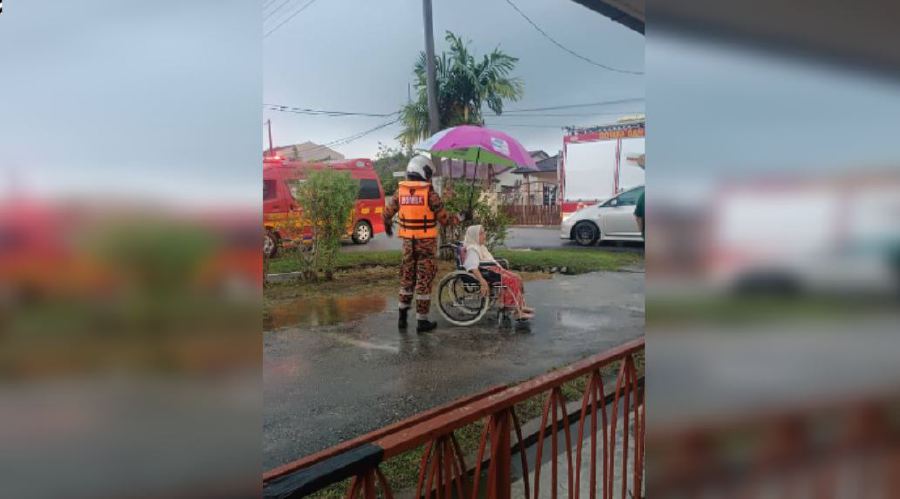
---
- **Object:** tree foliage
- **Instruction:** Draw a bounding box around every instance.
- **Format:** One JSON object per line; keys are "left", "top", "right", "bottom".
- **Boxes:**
{"left": 292, "top": 169, "right": 358, "bottom": 280}
{"left": 443, "top": 180, "right": 511, "bottom": 251}
{"left": 398, "top": 32, "right": 524, "bottom": 147}
{"left": 372, "top": 142, "right": 412, "bottom": 196}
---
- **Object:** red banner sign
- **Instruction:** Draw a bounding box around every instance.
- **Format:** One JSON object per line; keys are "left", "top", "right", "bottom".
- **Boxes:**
{"left": 564, "top": 125, "right": 645, "bottom": 143}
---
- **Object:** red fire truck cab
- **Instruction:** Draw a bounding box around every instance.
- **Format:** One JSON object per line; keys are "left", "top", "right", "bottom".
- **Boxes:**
{"left": 263, "top": 156, "right": 385, "bottom": 257}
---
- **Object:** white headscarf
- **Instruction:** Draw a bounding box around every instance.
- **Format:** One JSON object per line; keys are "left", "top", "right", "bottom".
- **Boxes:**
{"left": 464, "top": 224, "right": 496, "bottom": 263}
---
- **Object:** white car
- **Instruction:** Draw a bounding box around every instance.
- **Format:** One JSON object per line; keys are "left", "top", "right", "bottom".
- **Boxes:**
{"left": 560, "top": 185, "right": 644, "bottom": 246}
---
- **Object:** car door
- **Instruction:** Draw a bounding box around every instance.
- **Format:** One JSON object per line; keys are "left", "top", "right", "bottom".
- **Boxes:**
{"left": 355, "top": 177, "right": 384, "bottom": 233}
{"left": 264, "top": 177, "right": 293, "bottom": 237}
{"left": 599, "top": 187, "right": 643, "bottom": 238}
{"left": 263, "top": 178, "right": 282, "bottom": 216}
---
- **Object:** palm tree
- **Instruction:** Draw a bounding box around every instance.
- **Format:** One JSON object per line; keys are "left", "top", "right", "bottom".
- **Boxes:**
{"left": 398, "top": 32, "right": 524, "bottom": 148}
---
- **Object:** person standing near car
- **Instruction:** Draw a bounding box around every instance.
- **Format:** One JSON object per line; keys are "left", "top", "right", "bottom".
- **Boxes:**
{"left": 634, "top": 188, "right": 645, "bottom": 239}
{"left": 383, "top": 154, "right": 459, "bottom": 333}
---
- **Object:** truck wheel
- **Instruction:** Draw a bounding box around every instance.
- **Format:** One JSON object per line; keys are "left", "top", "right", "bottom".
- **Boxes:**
{"left": 352, "top": 221, "right": 372, "bottom": 244}
{"left": 264, "top": 231, "right": 279, "bottom": 258}
{"left": 573, "top": 222, "right": 599, "bottom": 247}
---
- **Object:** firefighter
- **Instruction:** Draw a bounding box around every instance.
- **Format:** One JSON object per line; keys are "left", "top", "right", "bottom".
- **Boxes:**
{"left": 383, "top": 154, "right": 458, "bottom": 333}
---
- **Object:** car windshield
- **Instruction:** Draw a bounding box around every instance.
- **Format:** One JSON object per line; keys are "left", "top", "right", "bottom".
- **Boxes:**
{"left": 611, "top": 187, "right": 644, "bottom": 206}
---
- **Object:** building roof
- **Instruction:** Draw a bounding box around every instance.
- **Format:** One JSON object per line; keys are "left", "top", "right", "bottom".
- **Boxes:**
{"left": 513, "top": 154, "right": 558, "bottom": 174}
{"left": 266, "top": 141, "right": 345, "bottom": 162}
{"left": 570, "top": 0, "right": 643, "bottom": 34}
{"left": 528, "top": 150, "right": 550, "bottom": 162}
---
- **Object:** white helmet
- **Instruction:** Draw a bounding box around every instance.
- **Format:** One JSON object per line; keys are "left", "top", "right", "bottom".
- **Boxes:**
{"left": 406, "top": 154, "right": 434, "bottom": 181}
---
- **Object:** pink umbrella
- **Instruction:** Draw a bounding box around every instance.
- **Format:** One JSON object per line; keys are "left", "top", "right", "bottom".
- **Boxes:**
{"left": 416, "top": 125, "right": 537, "bottom": 169}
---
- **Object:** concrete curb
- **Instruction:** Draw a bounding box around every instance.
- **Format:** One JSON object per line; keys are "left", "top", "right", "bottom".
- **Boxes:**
{"left": 266, "top": 271, "right": 305, "bottom": 283}
{"left": 265, "top": 264, "right": 644, "bottom": 284}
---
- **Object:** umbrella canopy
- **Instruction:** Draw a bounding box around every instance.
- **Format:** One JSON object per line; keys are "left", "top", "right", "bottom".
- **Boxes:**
{"left": 416, "top": 125, "right": 537, "bottom": 170}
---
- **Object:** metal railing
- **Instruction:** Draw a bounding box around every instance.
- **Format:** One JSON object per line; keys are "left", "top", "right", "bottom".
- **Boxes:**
{"left": 264, "top": 338, "right": 645, "bottom": 499}
{"left": 646, "top": 390, "right": 900, "bottom": 498}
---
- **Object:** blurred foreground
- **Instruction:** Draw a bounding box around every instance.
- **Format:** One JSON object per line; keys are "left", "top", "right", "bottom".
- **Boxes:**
{"left": 0, "top": 197, "right": 262, "bottom": 498}
{"left": 646, "top": 15, "right": 900, "bottom": 498}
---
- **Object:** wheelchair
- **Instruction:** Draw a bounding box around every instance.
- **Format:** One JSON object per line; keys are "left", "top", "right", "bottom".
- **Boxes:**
{"left": 436, "top": 242, "right": 516, "bottom": 328}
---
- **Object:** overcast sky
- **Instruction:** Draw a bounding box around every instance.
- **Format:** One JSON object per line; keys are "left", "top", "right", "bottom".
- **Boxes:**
{"left": 263, "top": 0, "right": 646, "bottom": 158}
{"left": 4, "top": 1, "right": 898, "bottom": 205}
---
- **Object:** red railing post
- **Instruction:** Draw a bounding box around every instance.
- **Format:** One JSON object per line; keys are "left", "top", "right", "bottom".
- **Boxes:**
{"left": 487, "top": 410, "right": 513, "bottom": 499}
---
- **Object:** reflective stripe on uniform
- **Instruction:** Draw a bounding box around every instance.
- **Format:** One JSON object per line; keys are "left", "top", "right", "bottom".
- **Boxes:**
{"left": 415, "top": 294, "right": 431, "bottom": 301}
{"left": 398, "top": 217, "right": 437, "bottom": 228}
{"left": 397, "top": 181, "right": 438, "bottom": 239}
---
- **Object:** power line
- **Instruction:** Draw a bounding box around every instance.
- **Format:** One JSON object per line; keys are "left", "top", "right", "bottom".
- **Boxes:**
{"left": 264, "top": 0, "right": 297, "bottom": 23}
{"left": 323, "top": 117, "right": 401, "bottom": 148}
{"left": 276, "top": 117, "right": 402, "bottom": 157}
{"left": 264, "top": 98, "right": 642, "bottom": 119}
{"left": 264, "top": 0, "right": 319, "bottom": 39}
{"left": 502, "top": 0, "right": 643, "bottom": 75}
{"left": 504, "top": 97, "right": 644, "bottom": 113}
{"left": 262, "top": 0, "right": 283, "bottom": 13}
{"left": 264, "top": 104, "right": 398, "bottom": 118}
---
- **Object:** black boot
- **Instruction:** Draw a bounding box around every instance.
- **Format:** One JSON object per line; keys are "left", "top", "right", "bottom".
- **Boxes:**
{"left": 398, "top": 308, "right": 409, "bottom": 329}
{"left": 416, "top": 319, "right": 437, "bottom": 333}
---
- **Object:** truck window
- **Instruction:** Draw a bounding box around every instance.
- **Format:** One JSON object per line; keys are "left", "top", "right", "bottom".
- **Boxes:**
{"left": 358, "top": 179, "right": 381, "bottom": 200}
{"left": 286, "top": 179, "right": 306, "bottom": 200}
{"left": 263, "top": 180, "right": 276, "bottom": 200}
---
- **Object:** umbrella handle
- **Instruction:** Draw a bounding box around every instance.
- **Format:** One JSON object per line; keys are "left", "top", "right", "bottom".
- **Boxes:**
{"left": 466, "top": 149, "right": 480, "bottom": 220}
{"left": 465, "top": 163, "right": 478, "bottom": 221}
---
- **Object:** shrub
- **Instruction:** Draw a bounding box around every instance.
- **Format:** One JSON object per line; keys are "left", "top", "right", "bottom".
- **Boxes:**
{"left": 443, "top": 179, "right": 511, "bottom": 251}
{"left": 292, "top": 169, "right": 358, "bottom": 280}
{"left": 373, "top": 143, "right": 411, "bottom": 196}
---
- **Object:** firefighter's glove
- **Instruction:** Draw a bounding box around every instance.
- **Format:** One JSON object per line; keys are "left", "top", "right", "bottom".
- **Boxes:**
{"left": 384, "top": 222, "right": 394, "bottom": 237}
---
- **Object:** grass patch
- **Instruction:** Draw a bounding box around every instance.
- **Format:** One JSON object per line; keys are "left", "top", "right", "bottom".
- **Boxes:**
{"left": 495, "top": 248, "right": 641, "bottom": 274}
{"left": 267, "top": 250, "right": 403, "bottom": 275}
{"left": 267, "top": 248, "right": 641, "bottom": 276}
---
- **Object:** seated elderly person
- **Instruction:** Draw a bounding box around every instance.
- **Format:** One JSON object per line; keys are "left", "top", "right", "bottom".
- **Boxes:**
{"left": 462, "top": 224, "right": 534, "bottom": 320}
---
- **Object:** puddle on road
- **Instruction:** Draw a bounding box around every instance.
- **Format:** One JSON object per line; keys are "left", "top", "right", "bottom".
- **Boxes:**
{"left": 555, "top": 308, "right": 617, "bottom": 330}
{"left": 265, "top": 293, "right": 388, "bottom": 330}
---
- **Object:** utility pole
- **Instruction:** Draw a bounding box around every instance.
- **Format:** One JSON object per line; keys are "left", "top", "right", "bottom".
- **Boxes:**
{"left": 266, "top": 119, "right": 274, "bottom": 157}
{"left": 422, "top": 0, "right": 440, "bottom": 137}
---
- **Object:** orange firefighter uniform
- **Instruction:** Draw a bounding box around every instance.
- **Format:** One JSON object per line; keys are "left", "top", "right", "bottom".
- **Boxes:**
{"left": 383, "top": 180, "right": 455, "bottom": 320}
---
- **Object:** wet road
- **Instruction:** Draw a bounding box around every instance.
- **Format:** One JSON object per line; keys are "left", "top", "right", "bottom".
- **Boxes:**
{"left": 343, "top": 226, "right": 643, "bottom": 253}
{"left": 263, "top": 270, "right": 644, "bottom": 469}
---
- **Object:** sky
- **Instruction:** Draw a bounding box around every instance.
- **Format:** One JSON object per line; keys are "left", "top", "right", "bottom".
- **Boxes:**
{"left": 263, "top": 0, "right": 646, "bottom": 159}
{"left": 4, "top": 1, "right": 899, "bottom": 205}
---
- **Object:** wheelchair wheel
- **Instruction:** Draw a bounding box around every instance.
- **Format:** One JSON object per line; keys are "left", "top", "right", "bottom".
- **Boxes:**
{"left": 437, "top": 271, "right": 491, "bottom": 326}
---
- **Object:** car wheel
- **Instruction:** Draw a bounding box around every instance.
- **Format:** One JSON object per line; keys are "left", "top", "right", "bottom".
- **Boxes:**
{"left": 351, "top": 221, "right": 372, "bottom": 244}
{"left": 264, "top": 231, "right": 279, "bottom": 258}
{"left": 573, "top": 221, "right": 599, "bottom": 246}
